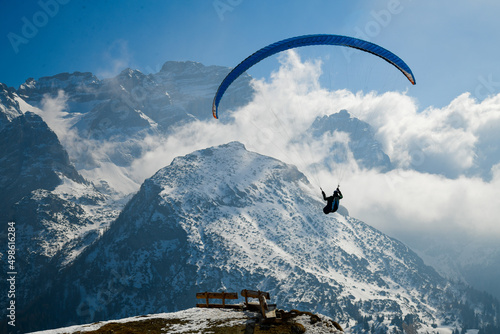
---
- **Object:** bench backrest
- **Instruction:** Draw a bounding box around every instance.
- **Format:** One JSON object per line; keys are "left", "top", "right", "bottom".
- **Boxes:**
{"left": 196, "top": 292, "right": 238, "bottom": 300}
{"left": 240, "top": 289, "right": 270, "bottom": 300}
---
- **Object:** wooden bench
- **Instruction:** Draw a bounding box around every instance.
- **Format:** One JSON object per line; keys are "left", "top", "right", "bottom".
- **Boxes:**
{"left": 196, "top": 292, "right": 241, "bottom": 309}
{"left": 241, "top": 289, "right": 277, "bottom": 319}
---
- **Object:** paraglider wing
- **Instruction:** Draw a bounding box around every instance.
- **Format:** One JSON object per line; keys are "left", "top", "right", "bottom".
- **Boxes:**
{"left": 212, "top": 34, "right": 416, "bottom": 119}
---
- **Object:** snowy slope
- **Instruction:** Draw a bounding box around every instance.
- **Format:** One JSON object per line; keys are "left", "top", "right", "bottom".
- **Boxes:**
{"left": 0, "top": 83, "right": 23, "bottom": 129}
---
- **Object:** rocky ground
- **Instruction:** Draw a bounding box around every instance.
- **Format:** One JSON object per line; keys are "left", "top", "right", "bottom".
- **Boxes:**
{"left": 30, "top": 307, "right": 343, "bottom": 334}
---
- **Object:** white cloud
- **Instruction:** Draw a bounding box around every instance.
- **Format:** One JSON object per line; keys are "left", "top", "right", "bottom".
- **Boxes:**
{"left": 39, "top": 90, "right": 84, "bottom": 150}
{"left": 97, "top": 39, "right": 133, "bottom": 79}
{"left": 346, "top": 168, "right": 500, "bottom": 242}
{"left": 37, "top": 90, "right": 147, "bottom": 195}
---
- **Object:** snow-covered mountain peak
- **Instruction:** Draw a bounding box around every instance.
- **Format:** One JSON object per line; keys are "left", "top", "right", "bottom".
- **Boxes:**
{"left": 18, "top": 71, "right": 100, "bottom": 100}
{"left": 40, "top": 71, "right": 98, "bottom": 85}
{"left": 160, "top": 60, "right": 219, "bottom": 76}
{"left": 0, "top": 82, "right": 23, "bottom": 128}
{"left": 0, "top": 111, "right": 84, "bottom": 188}
{"left": 336, "top": 109, "right": 351, "bottom": 118}
{"left": 155, "top": 60, "right": 234, "bottom": 91}
{"left": 0, "top": 82, "right": 16, "bottom": 98}
{"left": 110, "top": 67, "right": 156, "bottom": 90}
{"left": 118, "top": 67, "right": 144, "bottom": 77}
{"left": 151, "top": 141, "right": 308, "bottom": 208}
{"left": 153, "top": 61, "right": 253, "bottom": 116}
{"left": 310, "top": 109, "right": 393, "bottom": 171}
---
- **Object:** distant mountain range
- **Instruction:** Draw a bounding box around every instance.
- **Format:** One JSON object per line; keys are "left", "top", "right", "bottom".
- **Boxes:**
{"left": 1, "top": 61, "right": 499, "bottom": 333}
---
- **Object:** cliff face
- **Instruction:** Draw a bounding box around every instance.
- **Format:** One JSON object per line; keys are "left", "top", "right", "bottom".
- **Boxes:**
{"left": 0, "top": 113, "right": 116, "bottom": 331}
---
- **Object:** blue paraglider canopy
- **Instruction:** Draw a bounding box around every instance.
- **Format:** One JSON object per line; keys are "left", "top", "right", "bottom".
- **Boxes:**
{"left": 212, "top": 34, "right": 416, "bottom": 119}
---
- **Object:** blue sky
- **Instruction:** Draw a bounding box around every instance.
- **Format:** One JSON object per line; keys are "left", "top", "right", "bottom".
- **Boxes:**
{"left": 1, "top": 0, "right": 500, "bottom": 109}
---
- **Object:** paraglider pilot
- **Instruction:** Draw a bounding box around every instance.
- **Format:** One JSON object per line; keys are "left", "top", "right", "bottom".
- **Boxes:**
{"left": 321, "top": 186, "right": 343, "bottom": 214}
